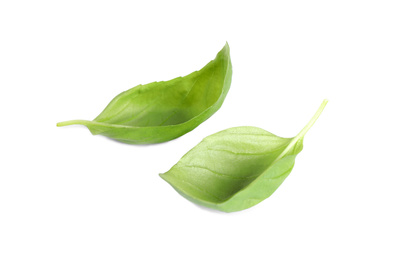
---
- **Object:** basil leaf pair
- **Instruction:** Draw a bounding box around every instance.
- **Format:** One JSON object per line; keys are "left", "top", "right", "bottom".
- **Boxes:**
{"left": 58, "top": 43, "right": 327, "bottom": 212}
{"left": 160, "top": 100, "right": 328, "bottom": 212}
{"left": 57, "top": 43, "right": 232, "bottom": 144}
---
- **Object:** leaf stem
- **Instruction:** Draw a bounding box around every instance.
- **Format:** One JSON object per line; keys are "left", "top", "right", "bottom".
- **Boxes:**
{"left": 274, "top": 99, "right": 328, "bottom": 161}
{"left": 295, "top": 99, "right": 328, "bottom": 141}
{"left": 56, "top": 120, "right": 92, "bottom": 127}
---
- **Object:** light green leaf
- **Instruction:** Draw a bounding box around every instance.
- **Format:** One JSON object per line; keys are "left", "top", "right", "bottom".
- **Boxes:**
{"left": 57, "top": 43, "right": 232, "bottom": 144}
{"left": 160, "top": 100, "right": 328, "bottom": 212}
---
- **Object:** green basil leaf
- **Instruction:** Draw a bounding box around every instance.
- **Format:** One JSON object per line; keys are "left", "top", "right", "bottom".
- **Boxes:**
{"left": 57, "top": 43, "right": 232, "bottom": 144}
{"left": 160, "top": 100, "right": 328, "bottom": 212}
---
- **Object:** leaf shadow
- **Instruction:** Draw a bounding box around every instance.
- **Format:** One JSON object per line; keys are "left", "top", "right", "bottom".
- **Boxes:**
{"left": 189, "top": 200, "right": 259, "bottom": 215}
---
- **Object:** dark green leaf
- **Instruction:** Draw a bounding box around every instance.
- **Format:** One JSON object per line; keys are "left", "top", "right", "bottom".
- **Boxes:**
{"left": 57, "top": 43, "right": 232, "bottom": 144}
{"left": 160, "top": 100, "right": 328, "bottom": 212}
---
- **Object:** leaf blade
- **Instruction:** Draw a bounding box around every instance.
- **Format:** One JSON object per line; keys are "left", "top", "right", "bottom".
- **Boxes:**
{"left": 57, "top": 43, "right": 232, "bottom": 144}
{"left": 160, "top": 101, "right": 327, "bottom": 212}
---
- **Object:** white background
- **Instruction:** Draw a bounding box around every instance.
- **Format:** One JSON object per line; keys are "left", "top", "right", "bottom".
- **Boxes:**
{"left": 1, "top": 1, "right": 396, "bottom": 259}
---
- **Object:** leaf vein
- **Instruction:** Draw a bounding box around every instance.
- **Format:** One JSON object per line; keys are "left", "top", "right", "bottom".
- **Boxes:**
{"left": 179, "top": 164, "right": 258, "bottom": 180}
{"left": 176, "top": 178, "right": 224, "bottom": 202}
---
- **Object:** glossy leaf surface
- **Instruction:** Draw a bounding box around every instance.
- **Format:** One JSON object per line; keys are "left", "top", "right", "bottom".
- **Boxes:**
{"left": 57, "top": 43, "right": 232, "bottom": 144}
{"left": 160, "top": 100, "right": 328, "bottom": 212}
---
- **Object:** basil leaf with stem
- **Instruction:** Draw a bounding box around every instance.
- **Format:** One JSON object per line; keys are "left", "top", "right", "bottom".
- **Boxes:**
{"left": 57, "top": 43, "right": 232, "bottom": 144}
{"left": 160, "top": 100, "right": 328, "bottom": 212}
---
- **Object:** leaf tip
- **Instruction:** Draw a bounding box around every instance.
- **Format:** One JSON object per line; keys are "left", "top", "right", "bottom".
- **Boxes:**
{"left": 222, "top": 41, "right": 230, "bottom": 54}
{"left": 158, "top": 172, "right": 166, "bottom": 180}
